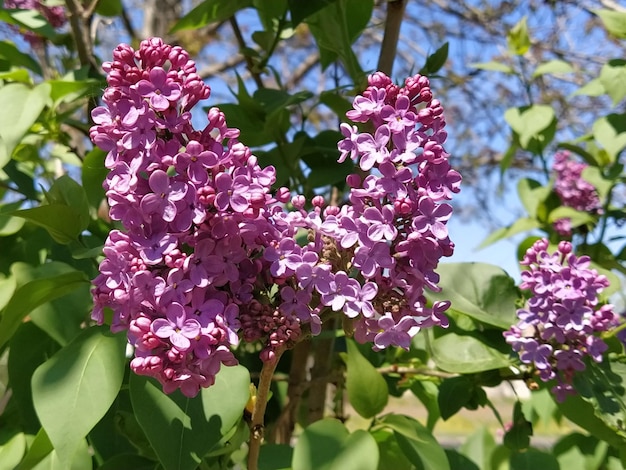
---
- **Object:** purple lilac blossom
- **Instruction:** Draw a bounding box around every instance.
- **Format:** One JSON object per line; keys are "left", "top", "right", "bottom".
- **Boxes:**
{"left": 91, "top": 39, "right": 461, "bottom": 396}
{"left": 551, "top": 151, "right": 602, "bottom": 236}
{"left": 4, "top": 0, "right": 66, "bottom": 46}
{"left": 504, "top": 238, "right": 620, "bottom": 401}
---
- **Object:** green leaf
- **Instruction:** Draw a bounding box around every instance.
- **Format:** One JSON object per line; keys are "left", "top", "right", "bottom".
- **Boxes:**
{"left": 306, "top": 0, "right": 371, "bottom": 84}
{"left": 371, "top": 429, "right": 413, "bottom": 470}
{"left": 31, "top": 327, "right": 126, "bottom": 463}
{"left": 595, "top": 9, "right": 626, "bottom": 39}
{"left": 505, "top": 105, "right": 556, "bottom": 149}
{"left": 478, "top": 218, "right": 540, "bottom": 249}
{"left": 9, "top": 323, "right": 60, "bottom": 434}
{"left": 376, "top": 414, "right": 449, "bottom": 470}
{"left": 470, "top": 61, "right": 515, "bottom": 74}
{"left": 0, "top": 82, "right": 49, "bottom": 168}
{"left": 510, "top": 448, "right": 559, "bottom": 470}
{"left": 254, "top": 88, "right": 313, "bottom": 113}
{"left": 410, "top": 381, "right": 440, "bottom": 431}
{"left": 459, "top": 427, "right": 496, "bottom": 470}
{"left": 47, "top": 79, "right": 99, "bottom": 106}
{"left": 553, "top": 433, "right": 608, "bottom": 470}
{"left": 547, "top": 206, "right": 595, "bottom": 227}
{"left": 532, "top": 59, "right": 574, "bottom": 78}
{"left": 444, "top": 449, "right": 480, "bottom": 470}
{"left": 342, "top": 339, "right": 388, "bottom": 419}
{"left": 259, "top": 444, "right": 293, "bottom": 470}
{"left": 503, "top": 402, "right": 532, "bottom": 451}
{"left": 130, "top": 365, "right": 250, "bottom": 470}
{"left": 573, "top": 78, "right": 605, "bottom": 97}
{"left": 319, "top": 90, "right": 353, "bottom": 117}
{"left": 419, "top": 42, "right": 449, "bottom": 76}
{"left": 507, "top": 16, "right": 530, "bottom": 55}
{"left": 0, "top": 273, "right": 16, "bottom": 311}
{"left": 292, "top": 419, "right": 379, "bottom": 470}
{"left": 288, "top": 0, "right": 337, "bottom": 26}
{"left": 0, "top": 9, "right": 57, "bottom": 40}
{"left": 517, "top": 178, "right": 551, "bottom": 220}
{"left": 95, "top": 0, "right": 122, "bottom": 16}
{"left": 431, "top": 332, "right": 512, "bottom": 373}
{"left": 593, "top": 114, "right": 626, "bottom": 161}
{"left": 99, "top": 454, "right": 157, "bottom": 470}
{"left": 437, "top": 376, "right": 474, "bottom": 420}
{"left": 0, "top": 269, "right": 88, "bottom": 349}
{"left": 426, "top": 262, "right": 519, "bottom": 329}
{"left": 0, "top": 40, "right": 41, "bottom": 75}
{"left": 14, "top": 428, "right": 53, "bottom": 470}
{"left": 557, "top": 142, "right": 600, "bottom": 167}
{"left": 81, "top": 148, "right": 108, "bottom": 209}
{"left": 45, "top": 175, "right": 90, "bottom": 232}
{"left": 24, "top": 438, "right": 91, "bottom": 470}
{"left": 0, "top": 431, "right": 26, "bottom": 470}
{"left": 599, "top": 59, "right": 626, "bottom": 105}
{"left": 171, "top": 0, "right": 253, "bottom": 32}
{"left": 0, "top": 202, "right": 25, "bottom": 236}
{"left": 12, "top": 204, "right": 83, "bottom": 244}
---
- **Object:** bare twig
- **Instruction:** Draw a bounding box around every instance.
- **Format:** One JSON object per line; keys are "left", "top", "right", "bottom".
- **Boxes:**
{"left": 307, "top": 319, "right": 337, "bottom": 424}
{"left": 229, "top": 15, "right": 264, "bottom": 89}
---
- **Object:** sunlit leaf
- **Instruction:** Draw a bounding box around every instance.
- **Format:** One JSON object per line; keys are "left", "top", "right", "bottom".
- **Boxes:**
{"left": 31, "top": 327, "right": 126, "bottom": 463}
{"left": 532, "top": 59, "right": 574, "bottom": 78}
{"left": 594, "top": 9, "right": 626, "bottom": 39}
{"left": 599, "top": 59, "right": 626, "bottom": 105}
{"left": 170, "top": 0, "right": 253, "bottom": 32}
{"left": 431, "top": 332, "right": 512, "bottom": 373}
{"left": 507, "top": 16, "right": 530, "bottom": 55}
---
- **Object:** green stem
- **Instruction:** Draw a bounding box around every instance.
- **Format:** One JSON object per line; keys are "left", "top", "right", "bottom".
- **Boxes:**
{"left": 247, "top": 347, "right": 285, "bottom": 470}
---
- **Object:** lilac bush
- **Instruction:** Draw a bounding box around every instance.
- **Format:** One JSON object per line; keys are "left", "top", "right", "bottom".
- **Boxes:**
{"left": 90, "top": 38, "right": 460, "bottom": 397}
{"left": 505, "top": 238, "right": 620, "bottom": 401}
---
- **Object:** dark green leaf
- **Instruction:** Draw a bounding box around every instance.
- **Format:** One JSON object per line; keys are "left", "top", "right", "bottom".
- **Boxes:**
{"left": 45, "top": 175, "right": 90, "bottom": 233}
{"left": 557, "top": 142, "right": 600, "bottom": 167}
{"left": 503, "top": 402, "right": 532, "bottom": 451}
{"left": 0, "top": 82, "right": 49, "bottom": 168}
{"left": 319, "top": 91, "right": 353, "bottom": 118}
{"left": 371, "top": 429, "right": 413, "bottom": 470}
{"left": 595, "top": 9, "right": 626, "bottom": 39}
{"left": 9, "top": 323, "right": 60, "bottom": 434}
{"left": 510, "top": 448, "right": 559, "bottom": 470}
{"left": 377, "top": 414, "right": 449, "bottom": 470}
{"left": 342, "top": 339, "right": 388, "bottom": 419}
{"left": 130, "top": 365, "right": 250, "bottom": 470}
{"left": 437, "top": 376, "right": 473, "bottom": 420}
{"left": 288, "top": 0, "right": 337, "bottom": 26}
{"left": 31, "top": 327, "right": 127, "bottom": 463}
{"left": 292, "top": 419, "right": 379, "bottom": 470}
{"left": 431, "top": 332, "right": 512, "bottom": 373}
{"left": 12, "top": 204, "right": 84, "bottom": 244}
{"left": 0, "top": 40, "right": 41, "bottom": 75}
{"left": 259, "top": 444, "right": 292, "bottom": 470}
{"left": 95, "top": 0, "right": 122, "bottom": 16}
{"left": 426, "top": 262, "right": 519, "bottom": 329}
{"left": 0, "top": 269, "right": 88, "bottom": 348}
{"left": 99, "top": 454, "right": 157, "bottom": 470}
{"left": 410, "top": 381, "right": 440, "bottom": 431}
{"left": 306, "top": 0, "right": 371, "bottom": 84}
{"left": 553, "top": 432, "right": 607, "bottom": 470}
{"left": 171, "top": 0, "right": 253, "bottom": 32}
{"left": 81, "top": 147, "right": 108, "bottom": 209}
{"left": 444, "top": 449, "right": 480, "bottom": 470}
{"left": 419, "top": 42, "right": 449, "bottom": 76}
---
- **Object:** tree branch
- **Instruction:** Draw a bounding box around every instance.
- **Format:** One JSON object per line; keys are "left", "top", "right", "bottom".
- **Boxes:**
{"left": 377, "top": 0, "right": 408, "bottom": 75}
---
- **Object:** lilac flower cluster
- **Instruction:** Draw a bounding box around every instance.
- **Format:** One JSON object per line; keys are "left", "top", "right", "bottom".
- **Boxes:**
{"left": 91, "top": 38, "right": 460, "bottom": 396}
{"left": 552, "top": 151, "right": 602, "bottom": 236}
{"left": 4, "top": 0, "right": 66, "bottom": 46}
{"left": 504, "top": 238, "right": 618, "bottom": 401}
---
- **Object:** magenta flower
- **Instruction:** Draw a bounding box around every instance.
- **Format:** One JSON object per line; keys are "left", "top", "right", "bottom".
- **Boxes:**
{"left": 135, "top": 67, "right": 182, "bottom": 111}
{"left": 140, "top": 170, "right": 188, "bottom": 223}
{"left": 152, "top": 303, "right": 201, "bottom": 351}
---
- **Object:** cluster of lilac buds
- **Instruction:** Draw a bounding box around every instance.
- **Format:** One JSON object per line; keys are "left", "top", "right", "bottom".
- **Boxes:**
{"left": 505, "top": 238, "right": 619, "bottom": 401}
{"left": 552, "top": 151, "right": 602, "bottom": 236}
{"left": 91, "top": 38, "right": 460, "bottom": 396}
{"left": 4, "top": 0, "right": 66, "bottom": 46}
